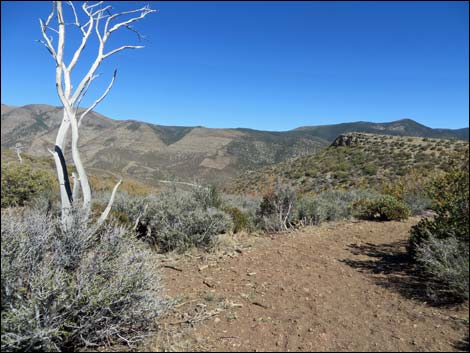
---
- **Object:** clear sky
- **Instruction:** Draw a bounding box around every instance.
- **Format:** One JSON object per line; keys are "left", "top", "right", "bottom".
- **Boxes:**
{"left": 1, "top": 1, "right": 468, "bottom": 131}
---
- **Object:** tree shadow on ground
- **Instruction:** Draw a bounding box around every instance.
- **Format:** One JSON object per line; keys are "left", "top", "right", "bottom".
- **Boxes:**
{"left": 341, "top": 240, "right": 460, "bottom": 307}
{"left": 454, "top": 332, "right": 469, "bottom": 352}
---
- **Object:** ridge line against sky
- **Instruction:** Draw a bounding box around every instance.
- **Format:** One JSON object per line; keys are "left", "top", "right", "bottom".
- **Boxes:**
{"left": 1, "top": 1, "right": 469, "bottom": 131}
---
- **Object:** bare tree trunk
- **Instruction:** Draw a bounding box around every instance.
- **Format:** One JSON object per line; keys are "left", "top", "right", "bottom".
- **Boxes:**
{"left": 67, "top": 107, "right": 92, "bottom": 212}
{"left": 15, "top": 149, "right": 23, "bottom": 163}
{"left": 49, "top": 110, "right": 72, "bottom": 228}
{"left": 38, "top": 1, "right": 155, "bottom": 226}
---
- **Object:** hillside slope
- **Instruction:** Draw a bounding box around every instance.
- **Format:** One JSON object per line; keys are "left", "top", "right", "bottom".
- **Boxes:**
{"left": 294, "top": 119, "right": 469, "bottom": 141}
{"left": 2, "top": 103, "right": 468, "bottom": 187}
{"left": 1, "top": 104, "right": 326, "bottom": 186}
{"left": 229, "top": 133, "right": 469, "bottom": 195}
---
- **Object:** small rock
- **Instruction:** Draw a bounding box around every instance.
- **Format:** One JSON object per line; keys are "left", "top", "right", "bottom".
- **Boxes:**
{"left": 214, "top": 317, "right": 221, "bottom": 324}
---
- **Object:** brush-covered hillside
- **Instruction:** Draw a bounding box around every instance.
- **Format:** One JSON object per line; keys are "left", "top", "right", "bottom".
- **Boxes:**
{"left": 0, "top": 149, "right": 156, "bottom": 207}
{"left": 2, "top": 104, "right": 468, "bottom": 187}
{"left": 228, "top": 133, "right": 470, "bottom": 195}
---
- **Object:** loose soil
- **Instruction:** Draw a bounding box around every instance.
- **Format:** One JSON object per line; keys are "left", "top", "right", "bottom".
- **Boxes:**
{"left": 146, "top": 218, "right": 469, "bottom": 352}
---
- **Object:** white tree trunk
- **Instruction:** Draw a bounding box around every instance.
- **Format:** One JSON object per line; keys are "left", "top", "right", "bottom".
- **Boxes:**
{"left": 66, "top": 107, "right": 92, "bottom": 212}
{"left": 38, "top": 1, "right": 155, "bottom": 226}
{"left": 50, "top": 110, "right": 72, "bottom": 228}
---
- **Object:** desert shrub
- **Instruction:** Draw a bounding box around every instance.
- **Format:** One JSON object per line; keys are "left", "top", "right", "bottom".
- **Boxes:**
{"left": 354, "top": 195, "right": 410, "bottom": 221}
{"left": 192, "top": 185, "right": 222, "bottom": 210}
{"left": 222, "top": 194, "right": 261, "bottom": 216}
{"left": 409, "top": 167, "right": 469, "bottom": 255}
{"left": 1, "top": 207, "right": 165, "bottom": 352}
{"left": 379, "top": 169, "right": 433, "bottom": 215}
{"left": 256, "top": 185, "right": 297, "bottom": 232}
{"left": 223, "top": 207, "right": 252, "bottom": 233}
{"left": 1, "top": 162, "right": 55, "bottom": 208}
{"left": 415, "top": 236, "right": 469, "bottom": 301}
{"left": 296, "top": 189, "right": 380, "bottom": 226}
{"left": 408, "top": 163, "right": 469, "bottom": 302}
{"left": 363, "top": 163, "right": 378, "bottom": 176}
{"left": 221, "top": 194, "right": 260, "bottom": 232}
{"left": 112, "top": 189, "right": 233, "bottom": 252}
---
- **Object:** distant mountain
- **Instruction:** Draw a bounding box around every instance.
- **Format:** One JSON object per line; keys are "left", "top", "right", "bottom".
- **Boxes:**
{"left": 0, "top": 104, "right": 325, "bottom": 186}
{"left": 294, "top": 119, "right": 469, "bottom": 141}
{"left": 229, "top": 132, "right": 469, "bottom": 195}
{"left": 1, "top": 103, "right": 468, "bottom": 186}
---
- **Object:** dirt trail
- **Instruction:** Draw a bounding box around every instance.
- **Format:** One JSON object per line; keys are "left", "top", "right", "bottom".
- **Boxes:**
{"left": 150, "top": 218, "right": 469, "bottom": 352}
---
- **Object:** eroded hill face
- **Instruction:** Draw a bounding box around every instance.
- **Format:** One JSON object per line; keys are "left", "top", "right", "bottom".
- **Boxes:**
{"left": 229, "top": 133, "right": 470, "bottom": 195}
{"left": 1, "top": 104, "right": 468, "bottom": 187}
{"left": 1, "top": 104, "right": 327, "bottom": 186}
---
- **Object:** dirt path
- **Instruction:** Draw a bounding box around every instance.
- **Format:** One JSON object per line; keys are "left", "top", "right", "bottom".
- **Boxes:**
{"left": 148, "top": 218, "right": 469, "bottom": 351}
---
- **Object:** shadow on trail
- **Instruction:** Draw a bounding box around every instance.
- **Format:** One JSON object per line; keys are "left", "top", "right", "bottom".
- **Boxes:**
{"left": 454, "top": 333, "right": 469, "bottom": 352}
{"left": 341, "top": 240, "right": 459, "bottom": 307}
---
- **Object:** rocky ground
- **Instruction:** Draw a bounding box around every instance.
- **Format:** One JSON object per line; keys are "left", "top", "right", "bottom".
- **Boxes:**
{"left": 145, "top": 217, "right": 469, "bottom": 352}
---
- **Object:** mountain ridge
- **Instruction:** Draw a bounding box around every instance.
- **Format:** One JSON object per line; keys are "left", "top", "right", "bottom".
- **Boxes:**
{"left": 1, "top": 103, "right": 468, "bottom": 186}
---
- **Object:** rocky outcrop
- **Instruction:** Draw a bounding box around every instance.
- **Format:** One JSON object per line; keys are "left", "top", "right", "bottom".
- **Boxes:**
{"left": 330, "top": 133, "right": 362, "bottom": 147}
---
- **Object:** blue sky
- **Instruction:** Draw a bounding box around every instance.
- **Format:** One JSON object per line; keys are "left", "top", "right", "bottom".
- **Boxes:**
{"left": 1, "top": 1, "right": 468, "bottom": 130}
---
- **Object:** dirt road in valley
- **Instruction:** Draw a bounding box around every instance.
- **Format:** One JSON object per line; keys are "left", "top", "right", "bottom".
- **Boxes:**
{"left": 150, "top": 218, "right": 469, "bottom": 352}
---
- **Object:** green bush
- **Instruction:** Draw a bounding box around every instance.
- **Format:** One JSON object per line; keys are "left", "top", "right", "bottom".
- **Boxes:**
{"left": 408, "top": 165, "right": 469, "bottom": 302}
{"left": 1, "top": 207, "right": 165, "bottom": 351}
{"left": 363, "top": 163, "right": 378, "bottom": 176}
{"left": 379, "top": 170, "right": 433, "bottom": 216}
{"left": 409, "top": 167, "right": 469, "bottom": 254}
{"left": 354, "top": 195, "right": 410, "bottom": 221}
{"left": 1, "top": 162, "right": 55, "bottom": 208}
{"left": 223, "top": 206, "right": 252, "bottom": 233}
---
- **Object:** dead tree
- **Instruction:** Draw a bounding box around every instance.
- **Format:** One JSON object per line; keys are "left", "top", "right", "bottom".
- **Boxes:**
{"left": 12, "top": 143, "right": 24, "bottom": 163}
{"left": 38, "top": 1, "right": 155, "bottom": 227}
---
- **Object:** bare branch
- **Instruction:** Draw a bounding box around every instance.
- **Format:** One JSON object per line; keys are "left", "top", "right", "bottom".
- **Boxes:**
{"left": 67, "top": 12, "right": 94, "bottom": 72}
{"left": 67, "top": 1, "right": 80, "bottom": 28}
{"left": 47, "top": 27, "right": 60, "bottom": 35}
{"left": 98, "top": 179, "right": 122, "bottom": 224}
{"left": 125, "top": 25, "right": 144, "bottom": 41}
{"left": 106, "top": 6, "right": 155, "bottom": 37}
{"left": 78, "top": 69, "right": 117, "bottom": 127}
{"left": 103, "top": 45, "right": 144, "bottom": 59}
{"left": 36, "top": 38, "right": 56, "bottom": 57}
{"left": 39, "top": 19, "right": 57, "bottom": 59}
{"left": 104, "top": 6, "right": 151, "bottom": 34}
{"left": 85, "top": 1, "right": 104, "bottom": 11}
{"left": 74, "top": 74, "right": 100, "bottom": 112}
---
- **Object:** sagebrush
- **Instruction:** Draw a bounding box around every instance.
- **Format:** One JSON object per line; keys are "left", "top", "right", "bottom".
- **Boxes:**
{"left": 409, "top": 163, "right": 469, "bottom": 302}
{"left": 1, "top": 207, "right": 165, "bottom": 351}
{"left": 111, "top": 187, "right": 233, "bottom": 252}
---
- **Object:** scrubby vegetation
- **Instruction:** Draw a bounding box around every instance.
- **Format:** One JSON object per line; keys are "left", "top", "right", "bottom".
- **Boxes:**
{"left": 109, "top": 187, "right": 233, "bottom": 253}
{"left": 1, "top": 149, "right": 156, "bottom": 209}
{"left": 378, "top": 169, "right": 433, "bottom": 216}
{"left": 255, "top": 185, "right": 297, "bottom": 232}
{"left": 1, "top": 135, "right": 467, "bottom": 350}
{"left": 230, "top": 133, "right": 469, "bottom": 196}
{"left": 354, "top": 195, "right": 411, "bottom": 221}
{"left": 1, "top": 207, "right": 165, "bottom": 352}
{"left": 295, "top": 189, "right": 381, "bottom": 226}
{"left": 409, "top": 162, "right": 469, "bottom": 301}
{"left": 1, "top": 159, "right": 56, "bottom": 208}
